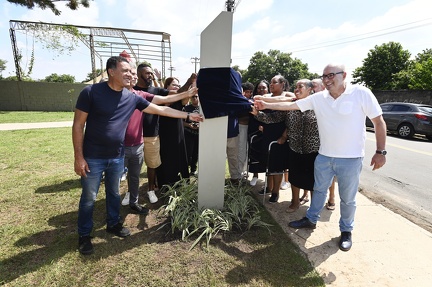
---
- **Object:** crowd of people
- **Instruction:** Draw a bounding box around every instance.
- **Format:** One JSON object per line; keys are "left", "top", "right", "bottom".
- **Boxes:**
{"left": 73, "top": 55, "right": 387, "bottom": 255}
{"left": 253, "top": 63, "right": 387, "bottom": 252}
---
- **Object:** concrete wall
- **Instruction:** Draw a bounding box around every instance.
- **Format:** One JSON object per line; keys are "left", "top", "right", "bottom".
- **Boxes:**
{"left": 0, "top": 81, "right": 88, "bottom": 111}
{"left": 0, "top": 81, "right": 431, "bottom": 111}
{"left": 373, "top": 90, "right": 432, "bottom": 105}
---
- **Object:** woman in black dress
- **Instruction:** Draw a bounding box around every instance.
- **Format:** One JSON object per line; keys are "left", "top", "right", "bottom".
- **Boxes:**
{"left": 254, "top": 75, "right": 293, "bottom": 203}
{"left": 157, "top": 76, "right": 194, "bottom": 188}
{"left": 254, "top": 79, "right": 320, "bottom": 212}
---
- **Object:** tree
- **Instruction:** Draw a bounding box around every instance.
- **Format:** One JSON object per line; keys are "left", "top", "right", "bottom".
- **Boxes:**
{"left": 241, "top": 50, "right": 316, "bottom": 89}
{"left": 3, "top": 75, "right": 34, "bottom": 81}
{"left": 408, "top": 49, "right": 432, "bottom": 90}
{"left": 7, "top": 0, "right": 90, "bottom": 16}
{"left": 0, "top": 59, "right": 6, "bottom": 79}
{"left": 414, "top": 48, "right": 432, "bottom": 63}
{"left": 83, "top": 68, "right": 104, "bottom": 83}
{"left": 352, "top": 42, "right": 411, "bottom": 90}
{"left": 43, "top": 73, "right": 76, "bottom": 83}
{"left": 391, "top": 48, "right": 432, "bottom": 90}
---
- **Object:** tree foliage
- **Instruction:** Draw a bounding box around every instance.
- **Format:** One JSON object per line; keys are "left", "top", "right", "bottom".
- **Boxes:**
{"left": 3, "top": 75, "right": 34, "bottom": 81}
{"left": 389, "top": 48, "right": 432, "bottom": 90}
{"left": 408, "top": 49, "right": 432, "bottom": 90}
{"left": 0, "top": 59, "right": 6, "bottom": 79}
{"left": 241, "top": 50, "right": 316, "bottom": 89}
{"left": 352, "top": 42, "right": 411, "bottom": 90}
{"left": 83, "top": 68, "right": 104, "bottom": 83}
{"left": 12, "top": 22, "right": 85, "bottom": 80}
{"left": 24, "top": 23, "right": 85, "bottom": 57}
{"left": 43, "top": 73, "right": 76, "bottom": 83}
{"left": 7, "top": 0, "right": 90, "bottom": 16}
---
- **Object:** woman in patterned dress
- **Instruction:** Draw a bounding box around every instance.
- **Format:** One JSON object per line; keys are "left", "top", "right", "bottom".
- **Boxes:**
{"left": 253, "top": 79, "right": 320, "bottom": 211}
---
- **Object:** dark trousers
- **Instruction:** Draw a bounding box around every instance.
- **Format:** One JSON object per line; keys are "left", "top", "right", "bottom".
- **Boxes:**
{"left": 185, "top": 131, "right": 199, "bottom": 173}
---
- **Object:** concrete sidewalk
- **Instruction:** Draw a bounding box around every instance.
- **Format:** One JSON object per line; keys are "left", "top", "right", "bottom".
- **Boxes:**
{"left": 0, "top": 121, "right": 73, "bottom": 131}
{"left": 252, "top": 176, "right": 432, "bottom": 286}
{"left": 2, "top": 122, "right": 431, "bottom": 286}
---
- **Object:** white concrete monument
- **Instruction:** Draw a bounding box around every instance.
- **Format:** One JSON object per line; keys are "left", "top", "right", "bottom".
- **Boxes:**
{"left": 197, "top": 11, "right": 233, "bottom": 209}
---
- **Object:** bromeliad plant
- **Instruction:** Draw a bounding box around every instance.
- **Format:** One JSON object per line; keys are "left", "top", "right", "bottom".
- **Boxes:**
{"left": 157, "top": 178, "right": 271, "bottom": 250}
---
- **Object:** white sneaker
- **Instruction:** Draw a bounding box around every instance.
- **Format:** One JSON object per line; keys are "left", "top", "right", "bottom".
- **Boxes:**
{"left": 120, "top": 167, "right": 128, "bottom": 181}
{"left": 250, "top": 177, "right": 258, "bottom": 186}
{"left": 147, "top": 190, "right": 158, "bottom": 204}
{"left": 122, "top": 192, "right": 130, "bottom": 206}
{"left": 280, "top": 181, "right": 290, "bottom": 190}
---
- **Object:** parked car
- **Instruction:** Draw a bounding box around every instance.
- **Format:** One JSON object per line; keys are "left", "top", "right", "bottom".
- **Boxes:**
{"left": 366, "top": 102, "right": 432, "bottom": 140}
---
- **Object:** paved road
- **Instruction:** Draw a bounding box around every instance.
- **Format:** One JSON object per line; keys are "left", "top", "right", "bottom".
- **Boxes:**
{"left": 360, "top": 130, "right": 432, "bottom": 233}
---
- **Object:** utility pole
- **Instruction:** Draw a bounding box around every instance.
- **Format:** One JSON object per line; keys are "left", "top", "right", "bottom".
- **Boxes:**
{"left": 226, "top": 0, "right": 241, "bottom": 12}
{"left": 168, "top": 66, "right": 175, "bottom": 77}
{"left": 191, "top": 57, "right": 200, "bottom": 73}
{"left": 225, "top": 0, "right": 235, "bottom": 12}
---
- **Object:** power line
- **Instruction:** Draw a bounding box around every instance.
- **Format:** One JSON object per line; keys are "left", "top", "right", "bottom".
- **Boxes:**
{"left": 289, "top": 19, "right": 432, "bottom": 54}
{"left": 289, "top": 18, "right": 432, "bottom": 52}
{"left": 232, "top": 18, "right": 432, "bottom": 60}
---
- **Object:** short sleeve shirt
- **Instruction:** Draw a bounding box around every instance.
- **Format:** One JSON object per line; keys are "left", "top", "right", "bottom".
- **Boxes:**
{"left": 134, "top": 85, "right": 169, "bottom": 137}
{"left": 295, "top": 84, "right": 382, "bottom": 158}
{"left": 75, "top": 82, "right": 151, "bottom": 158}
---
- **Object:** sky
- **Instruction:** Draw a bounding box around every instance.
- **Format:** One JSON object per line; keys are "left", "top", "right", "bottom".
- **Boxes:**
{"left": 1, "top": 0, "right": 432, "bottom": 85}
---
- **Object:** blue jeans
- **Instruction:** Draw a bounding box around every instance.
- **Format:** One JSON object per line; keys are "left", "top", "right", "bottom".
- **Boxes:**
{"left": 124, "top": 144, "right": 144, "bottom": 205}
{"left": 77, "top": 157, "right": 124, "bottom": 236}
{"left": 306, "top": 154, "right": 363, "bottom": 232}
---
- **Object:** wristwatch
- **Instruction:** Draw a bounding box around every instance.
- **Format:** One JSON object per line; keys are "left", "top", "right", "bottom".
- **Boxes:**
{"left": 376, "top": 150, "right": 387, "bottom": 156}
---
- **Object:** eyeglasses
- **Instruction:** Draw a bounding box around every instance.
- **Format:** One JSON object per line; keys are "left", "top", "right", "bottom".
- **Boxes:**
{"left": 320, "top": 71, "right": 344, "bottom": 80}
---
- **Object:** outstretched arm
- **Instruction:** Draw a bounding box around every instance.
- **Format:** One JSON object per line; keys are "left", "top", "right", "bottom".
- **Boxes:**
{"left": 253, "top": 92, "right": 295, "bottom": 103}
{"left": 254, "top": 100, "right": 300, "bottom": 111}
{"left": 143, "top": 103, "right": 204, "bottom": 122}
{"left": 152, "top": 87, "right": 198, "bottom": 105}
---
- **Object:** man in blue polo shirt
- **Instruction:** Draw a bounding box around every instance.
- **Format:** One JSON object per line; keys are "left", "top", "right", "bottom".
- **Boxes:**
{"left": 73, "top": 56, "right": 202, "bottom": 255}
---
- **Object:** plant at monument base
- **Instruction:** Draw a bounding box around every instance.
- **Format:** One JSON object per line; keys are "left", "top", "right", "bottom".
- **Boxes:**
{"left": 157, "top": 178, "right": 272, "bottom": 250}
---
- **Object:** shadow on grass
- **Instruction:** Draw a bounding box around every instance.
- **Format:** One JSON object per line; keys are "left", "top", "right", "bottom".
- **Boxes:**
{"left": 0, "top": 198, "right": 170, "bottom": 284}
{"left": 216, "top": 238, "right": 323, "bottom": 286}
{"left": 35, "top": 179, "right": 81, "bottom": 193}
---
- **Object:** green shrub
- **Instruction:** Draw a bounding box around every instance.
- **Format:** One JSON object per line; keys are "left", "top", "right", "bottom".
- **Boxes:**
{"left": 158, "top": 178, "right": 272, "bottom": 250}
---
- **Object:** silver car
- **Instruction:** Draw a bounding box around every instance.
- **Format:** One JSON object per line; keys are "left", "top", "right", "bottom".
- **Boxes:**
{"left": 366, "top": 102, "right": 432, "bottom": 140}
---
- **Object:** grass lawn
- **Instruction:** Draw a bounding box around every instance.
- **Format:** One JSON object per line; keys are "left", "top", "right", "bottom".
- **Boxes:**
{"left": 0, "top": 112, "right": 324, "bottom": 286}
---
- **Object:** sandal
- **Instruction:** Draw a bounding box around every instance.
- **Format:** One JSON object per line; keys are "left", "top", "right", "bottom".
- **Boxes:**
{"left": 299, "top": 195, "right": 309, "bottom": 205}
{"left": 326, "top": 202, "right": 336, "bottom": 210}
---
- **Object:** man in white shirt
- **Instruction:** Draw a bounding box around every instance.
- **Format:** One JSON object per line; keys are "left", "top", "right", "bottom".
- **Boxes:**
{"left": 253, "top": 63, "right": 387, "bottom": 252}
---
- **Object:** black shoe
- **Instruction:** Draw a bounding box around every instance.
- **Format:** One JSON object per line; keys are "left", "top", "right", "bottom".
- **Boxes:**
{"left": 78, "top": 235, "right": 93, "bottom": 255}
{"left": 288, "top": 217, "right": 316, "bottom": 229}
{"left": 339, "top": 231, "right": 352, "bottom": 251}
{"left": 106, "top": 222, "right": 131, "bottom": 237}
{"left": 269, "top": 193, "right": 279, "bottom": 203}
{"left": 129, "top": 204, "right": 149, "bottom": 215}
